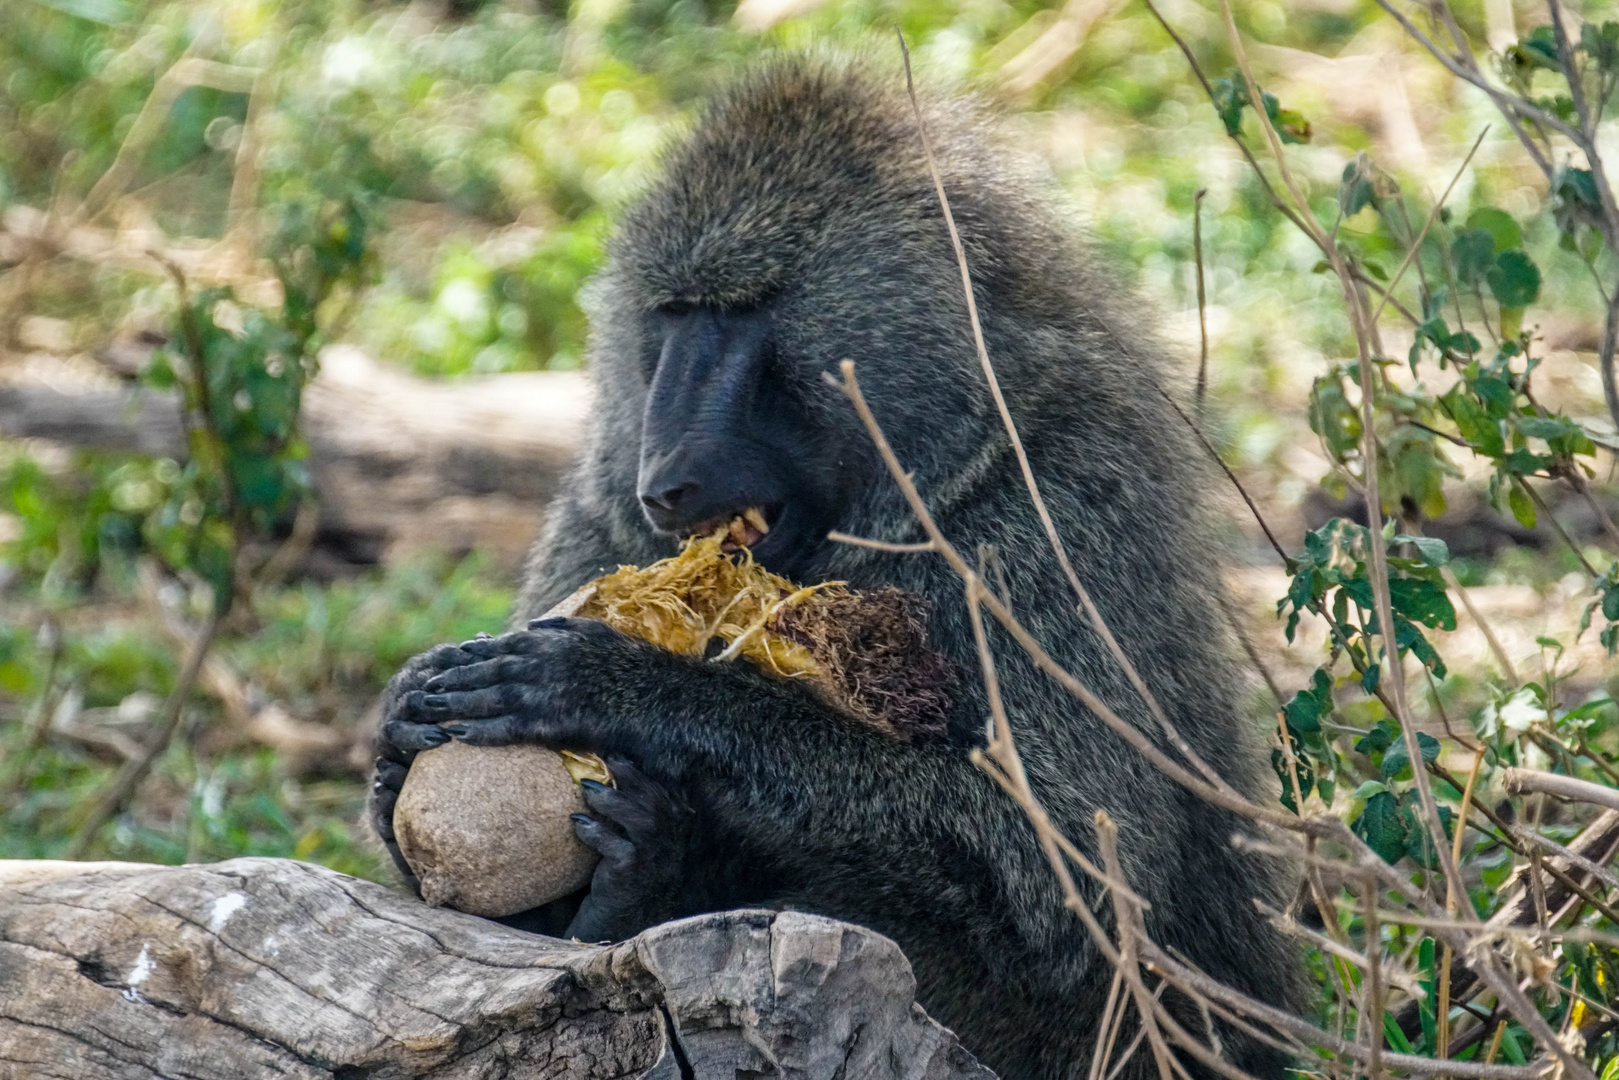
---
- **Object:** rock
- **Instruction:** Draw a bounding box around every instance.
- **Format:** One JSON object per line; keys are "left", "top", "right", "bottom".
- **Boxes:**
{"left": 394, "top": 741, "right": 599, "bottom": 917}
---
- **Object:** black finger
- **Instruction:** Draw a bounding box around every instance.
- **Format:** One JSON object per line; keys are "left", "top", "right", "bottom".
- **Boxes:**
{"left": 528, "top": 615, "right": 620, "bottom": 641}
{"left": 425, "top": 683, "right": 530, "bottom": 720}
{"left": 458, "top": 631, "right": 538, "bottom": 658}
{"left": 372, "top": 790, "right": 403, "bottom": 841}
{"left": 580, "top": 778, "right": 659, "bottom": 838}
{"left": 381, "top": 718, "right": 452, "bottom": 752}
{"left": 572, "top": 813, "right": 636, "bottom": 862}
{"left": 603, "top": 756, "right": 690, "bottom": 819}
{"left": 381, "top": 838, "right": 421, "bottom": 896}
{"left": 442, "top": 715, "right": 531, "bottom": 746}
{"left": 602, "top": 756, "right": 654, "bottom": 798}
{"left": 424, "top": 641, "right": 477, "bottom": 667}
{"left": 422, "top": 655, "right": 537, "bottom": 694}
{"left": 528, "top": 616, "right": 570, "bottom": 631}
{"left": 392, "top": 689, "right": 450, "bottom": 725}
{"left": 375, "top": 759, "right": 409, "bottom": 793}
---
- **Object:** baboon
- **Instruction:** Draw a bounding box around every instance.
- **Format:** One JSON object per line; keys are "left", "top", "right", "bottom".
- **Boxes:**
{"left": 372, "top": 54, "right": 1302, "bottom": 1079}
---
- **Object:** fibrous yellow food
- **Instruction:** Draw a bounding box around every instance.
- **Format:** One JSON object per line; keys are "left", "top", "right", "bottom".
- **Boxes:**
{"left": 565, "top": 529, "right": 955, "bottom": 742}
{"left": 397, "top": 526, "right": 954, "bottom": 917}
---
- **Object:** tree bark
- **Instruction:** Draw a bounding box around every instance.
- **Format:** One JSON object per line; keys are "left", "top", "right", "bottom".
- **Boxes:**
{"left": 0, "top": 857, "right": 994, "bottom": 1080}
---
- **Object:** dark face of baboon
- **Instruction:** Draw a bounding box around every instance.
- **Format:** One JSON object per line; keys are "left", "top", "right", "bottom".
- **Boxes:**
{"left": 634, "top": 304, "right": 848, "bottom": 580}
{"left": 373, "top": 54, "right": 1304, "bottom": 1080}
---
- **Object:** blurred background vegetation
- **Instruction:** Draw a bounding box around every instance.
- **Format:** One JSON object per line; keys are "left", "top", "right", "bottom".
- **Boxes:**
{"left": 3, "top": 0, "right": 1619, "bottom": 1069}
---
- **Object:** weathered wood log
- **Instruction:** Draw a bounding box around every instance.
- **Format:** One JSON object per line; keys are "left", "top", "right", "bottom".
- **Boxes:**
{"left": 0, "top": 857, "right": 994, "bottom": 1080}
{"left": 0, "top": 345, "right": 591, "bottom": 567}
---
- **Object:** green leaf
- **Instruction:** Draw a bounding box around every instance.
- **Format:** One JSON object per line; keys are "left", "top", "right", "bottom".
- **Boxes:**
{"left": 1508, "top": 483, "right": 1537, "bottom": 528}
{"left": 1582, "top": 22, "right": 1619, "bottom": 74}
{"left": 1486, "top": 249, "right": 1542, "bottom": 309}
{"left": 1339, "top": 153, "right": 1385, "bottom": 216}
{"left": 1271, "top": 748, "right": 1313, "bottom": 813}
{"left": 1503, "top": 446, "right": 1552, "bottom": 475}
{"left": 1466, "top": 208, "right": 1522, "bottom": 252}
{"left": 1382, "top": 1012, "right": 1416, "bottom": 1055}
{"left": 1354, "top": 791, "right": 1407, "bottom": 863}
{"left": 1380, "top": 732, "right": 1440, "bottom": 781}
{"left": 1517, "top": 26, "right": 1562, "bottom": 70}
{"left": 1355, "top": 719, "right": 1398, "bottom": 755}
{"left": 1273, "top": 106, "right": 1312, "bottom": 145}
{"left": 1284, "top": 686, "right": 1323, "bottom": 735}
{"left": 1471, "top": 373, "right": 1515, "bottom": 417}
{"left": 1517, "top": 415, "right": 1579, "bottom": 440}
{"left": 1389, "top": 577, "right": 1457, "bottom": 631}
{"left": 1399, "top": 791, "right": 1455, "bottom": 869}
{"left": 1391, "top": 534, "right": 1450, "bottom": 567}
{"left": 1211, "top": 77, "right": 1245, "bottom": 137}
{"left": 1450, "top": 228, "right": 1496, "bottom": 284}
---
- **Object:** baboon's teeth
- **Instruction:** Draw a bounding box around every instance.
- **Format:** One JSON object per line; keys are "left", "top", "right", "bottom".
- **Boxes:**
{"left": 743, "top": 507, "right": 770, "bottom": 535}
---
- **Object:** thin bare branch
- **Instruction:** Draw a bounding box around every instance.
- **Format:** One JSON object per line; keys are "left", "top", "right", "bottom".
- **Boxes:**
{"left": 1256, "top": 900, "right": 1427, "bottom": 1000}
{"left": 1139, "top": 941, "right": 1551, "bottom": 1080}
{"left": 826, "top": 361, "right": 1307, "bottom": 834}
{"left": 1215, "top": 0, "right": 1471, "bottom": 970}
{"left": 66, "top": 607, "right": 223, "bottom": 858}
{"left": 1509, "top": 825, "right": 1619, "bottom": 893}
{"left": 1096, "top": 811, "right": 1178, "bottom": 1080}
{"left": 826, "top": 531, "right": 938, "bottom": 553}
{"left": 1156, "top": 387, "right": 1289, "bottom": 566}
{"left": 1193, "top": 188, "right": 1209, "bottom": 411}
{"left": 1368, "top": 127, "right": 1490, "bottom": 327}
{"left": 898, "top": 33, "right": 1227, "bottom": 789}
{"left": 1443, "top": 564, "right": 1518, "bottom": 684}
{"left": 1505, "top": 767, "right": 1619, "bottom": 815}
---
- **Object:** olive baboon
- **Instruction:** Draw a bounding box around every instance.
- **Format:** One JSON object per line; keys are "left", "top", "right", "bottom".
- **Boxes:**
{"left": 372, "top": 55, "right": 1301, "bottom": 1079}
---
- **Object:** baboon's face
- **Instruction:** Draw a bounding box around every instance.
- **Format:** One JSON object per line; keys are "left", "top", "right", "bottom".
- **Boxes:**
{"left": 634, "top": 301, "right": 845, "bottom": 580}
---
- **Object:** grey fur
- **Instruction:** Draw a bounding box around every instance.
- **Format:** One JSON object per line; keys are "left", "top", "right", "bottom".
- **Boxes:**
{"left": 501, "top": 54, "right": 1299, "bottom": 1079}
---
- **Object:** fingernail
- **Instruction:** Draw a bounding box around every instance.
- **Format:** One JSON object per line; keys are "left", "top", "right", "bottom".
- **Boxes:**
{"left": 529, "top": 617, "right": 568, "bottom": 630}
{"left": 424, "top": 728, "right": 451, "bottom": 745}
{"left": 570, "top": 813, "right": 592, "bottom": 824}
{"left": 475, "top": 631, "right": 493, "bottom": 640}
{"left": 580, "top": 778, "right": 608, "bottom": 792}
{"left": 423, "top": 694, "right": 450, "bottom": 709}
{"left": 442, "top": 724, "right": 468, "bottom": 737}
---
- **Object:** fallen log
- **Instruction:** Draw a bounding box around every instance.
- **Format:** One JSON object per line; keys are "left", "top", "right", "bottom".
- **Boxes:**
{"left": 0, "top": 345, "right": 591, "bottom": 569}
{"left": 0, "top": 857, "right": 994, "bottom": 1080}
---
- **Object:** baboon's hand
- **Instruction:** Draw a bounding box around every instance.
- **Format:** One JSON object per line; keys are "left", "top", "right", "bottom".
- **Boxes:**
{"left": 409, "top": 617, "right": 656, "bottom": 755}
{"left": 565, "top": 756, "right": 694, "bottom": 943}
{"left": 370, "top": 641, "right": 478, "bottom": 891}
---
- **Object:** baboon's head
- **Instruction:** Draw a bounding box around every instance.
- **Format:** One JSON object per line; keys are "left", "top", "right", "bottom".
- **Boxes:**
{"left": 600, "top": 55, "right": 1045, "bottom": 580}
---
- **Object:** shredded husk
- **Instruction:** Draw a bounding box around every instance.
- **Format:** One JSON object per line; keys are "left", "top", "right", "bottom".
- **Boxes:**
{"left": 559, "top": 530, "right": 955, "bottom": 748}
{"left": 573, "top": 531, "right": 835, "bottom": 678}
